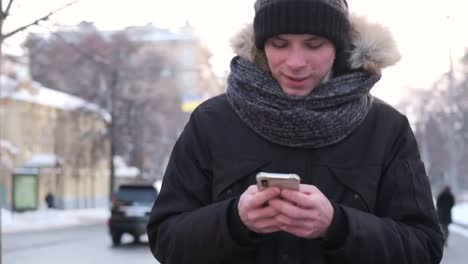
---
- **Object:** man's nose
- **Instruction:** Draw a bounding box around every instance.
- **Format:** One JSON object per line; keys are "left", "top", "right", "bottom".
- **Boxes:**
{"left": 285, "top": 49, "right": 306, "bottom": 69}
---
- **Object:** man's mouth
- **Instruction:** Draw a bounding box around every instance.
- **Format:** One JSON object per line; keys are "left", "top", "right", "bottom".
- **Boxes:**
{"left": 284, "top": 75, "right": 308, "bottom": 83}
{"left": 284, "top": 75, "right": 308, "bottom": 86}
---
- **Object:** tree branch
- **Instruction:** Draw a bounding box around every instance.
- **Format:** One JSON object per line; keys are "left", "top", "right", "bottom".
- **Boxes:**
{"left": 4, "top": 0, "right": 15, "bottom": 18}
{"left": 2, "top": 0, "right": 79, "bottom": 41}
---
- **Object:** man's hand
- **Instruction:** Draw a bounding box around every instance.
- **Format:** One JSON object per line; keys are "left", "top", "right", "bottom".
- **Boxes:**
{"left": 268, "top": 184, "right": 334, "bottom": 239}
{"left": 238, "top": 185, "right": 282, "bottom": 234}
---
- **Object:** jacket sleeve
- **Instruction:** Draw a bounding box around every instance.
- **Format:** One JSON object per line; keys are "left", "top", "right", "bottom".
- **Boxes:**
{"left": 325, "top": 116, "right": 444, "bottom": 264}
{"left": 146, "top": 109, "right": 256, "bottom": 264}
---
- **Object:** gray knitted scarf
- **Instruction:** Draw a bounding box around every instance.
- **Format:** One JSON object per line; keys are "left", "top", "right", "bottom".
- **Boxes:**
{"left": 226, "top": 56, "right": 381, "bottom": 148}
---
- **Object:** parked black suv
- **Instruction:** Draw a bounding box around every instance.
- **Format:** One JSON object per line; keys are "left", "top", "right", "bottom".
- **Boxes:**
{"left": 108, "top": 184, "right": 157, "bottom": 245}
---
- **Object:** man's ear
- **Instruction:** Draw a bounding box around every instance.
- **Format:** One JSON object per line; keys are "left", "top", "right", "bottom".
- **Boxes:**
{"left": 332, "top": 43, "right": 351, "bottom": 76}
{"left": 253, "top": 50, "right": 270, "bottom": 72}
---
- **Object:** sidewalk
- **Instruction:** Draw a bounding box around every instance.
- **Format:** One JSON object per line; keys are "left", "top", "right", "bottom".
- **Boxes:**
{"left": 1, "top": 208, "right": 109, "bottom": 234}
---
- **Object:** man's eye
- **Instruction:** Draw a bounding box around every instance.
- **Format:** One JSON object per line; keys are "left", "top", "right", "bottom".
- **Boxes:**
{"left": 271, "top": 41, "right": 287, "bottom": 48}
{"left": 307, "top": 42, "right": 324, "bottom": 49}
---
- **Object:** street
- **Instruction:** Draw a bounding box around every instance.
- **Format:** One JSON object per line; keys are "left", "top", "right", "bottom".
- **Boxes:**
{"left": 441, "top": 231, "right": 468, "bottom": 264}
{"left": 3, "top": 224, "right": 158, "bottom": 264}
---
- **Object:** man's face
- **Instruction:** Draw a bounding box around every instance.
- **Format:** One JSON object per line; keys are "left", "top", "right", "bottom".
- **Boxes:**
{"left": 264, "top": 34, "right": 336, "bottom": 97}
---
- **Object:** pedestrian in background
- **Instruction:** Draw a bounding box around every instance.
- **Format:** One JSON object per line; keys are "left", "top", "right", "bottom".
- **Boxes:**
{"left": 45, "top": 192, "right": 55, "bottom": 209}
{"left": 437, "top": 185, "right": 455, "bottom": 246}
{"left": 147, "top": 0, "right": 444, "bottom": 263}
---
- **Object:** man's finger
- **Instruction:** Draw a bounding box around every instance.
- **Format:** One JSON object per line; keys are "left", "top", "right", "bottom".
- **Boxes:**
{"left": 249, "top": 187, "right": 281, "bottom": 208}
{"left": 244, "top": 185, "right": 260, "bottom": 195}
{"left": 269, "top": 198, "right": 309, "bottom": 219}
{"left": 275, "top": 214, "right": 311, "bottom": 228}
{"left": 247, "top": 206, "right": 279, "bottom": 221}
{"left": 281, "top": 186, "right": 320, "bottom": 209}
{"left": 256, "top": 218, "right": 282, "bottom": 230}
{"left": 299, "top": 184, "right": 319, "bottom": 195}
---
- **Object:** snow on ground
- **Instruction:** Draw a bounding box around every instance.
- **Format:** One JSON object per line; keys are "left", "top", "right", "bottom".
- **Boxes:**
{"left": 1, "top": 208, "right": 109, "bottom": 234}
{"left": 452, "top": 203, "right": 468, "bottom": 227}
{"left": 2, "top": 202, "right": 468, "bottom": 236}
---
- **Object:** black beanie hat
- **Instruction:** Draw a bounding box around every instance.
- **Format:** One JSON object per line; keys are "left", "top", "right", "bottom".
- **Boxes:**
{"left": 253, "top": 0, "right": 351, "bottom": 51}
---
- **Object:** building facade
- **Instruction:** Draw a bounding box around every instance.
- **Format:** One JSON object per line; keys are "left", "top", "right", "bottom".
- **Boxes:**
{"left": 0, "top": 57, "right": 110, "bottom": 210}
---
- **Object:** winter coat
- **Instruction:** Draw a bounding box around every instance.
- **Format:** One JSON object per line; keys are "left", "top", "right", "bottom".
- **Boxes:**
{"left": 436, "top": 189, "right": 455, "bottom": 225}
{"left": 147, "top": 15, "right": 443, "bottom": 264}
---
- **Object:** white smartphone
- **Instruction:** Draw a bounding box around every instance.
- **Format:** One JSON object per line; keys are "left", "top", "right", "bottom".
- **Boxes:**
{"left": 256, "top": 172, "right": 301, "bottom": 191}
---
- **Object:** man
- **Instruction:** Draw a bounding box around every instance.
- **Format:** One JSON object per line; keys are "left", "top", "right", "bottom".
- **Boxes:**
{"left": 147, "top": 1, "right": 444, "bottom": 263}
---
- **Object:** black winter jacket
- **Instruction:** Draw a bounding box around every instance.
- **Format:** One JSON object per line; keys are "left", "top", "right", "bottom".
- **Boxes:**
{"left": 147, "top": 95, "right": 444, "bottom": 264}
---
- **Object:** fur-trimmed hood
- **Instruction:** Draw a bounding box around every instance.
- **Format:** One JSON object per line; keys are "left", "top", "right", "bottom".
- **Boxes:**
{"left": 230, "top": 14, "right": 401, "bottom": 75}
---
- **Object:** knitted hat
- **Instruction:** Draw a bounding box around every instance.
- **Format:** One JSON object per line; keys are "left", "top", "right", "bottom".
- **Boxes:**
{"left": 253, "top": 0, "right": 351, "bottom": 50}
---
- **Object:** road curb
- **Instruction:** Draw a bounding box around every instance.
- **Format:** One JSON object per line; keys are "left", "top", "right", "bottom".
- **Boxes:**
{"left": 453, "top": 221, "right": 468, "bottom": 229}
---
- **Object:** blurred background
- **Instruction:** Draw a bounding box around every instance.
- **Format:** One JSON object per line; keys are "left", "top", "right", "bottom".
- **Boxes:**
{"left": 0, "top": 0, "right": 467, "bottom": 263}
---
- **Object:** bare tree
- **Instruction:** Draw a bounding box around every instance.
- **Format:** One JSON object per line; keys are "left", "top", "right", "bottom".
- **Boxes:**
{"left": 23, "top": 24, "right": 188, "bottom": 196}
{"left": 0, "top": 0, "right": 79, "bottom": 55}
{"left": 405, "top": 52, "right": 468, "bottom": 194}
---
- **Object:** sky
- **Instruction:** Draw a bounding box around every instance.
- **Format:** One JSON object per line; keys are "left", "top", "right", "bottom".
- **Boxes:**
{"left": 3, "top": 0, "right": 468, "bottom": 105}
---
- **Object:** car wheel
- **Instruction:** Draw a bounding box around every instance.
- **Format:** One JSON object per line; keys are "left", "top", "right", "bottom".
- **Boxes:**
{"left": 112, "top": 233, "right": 122, "bottom": 246}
